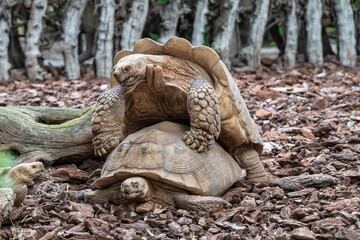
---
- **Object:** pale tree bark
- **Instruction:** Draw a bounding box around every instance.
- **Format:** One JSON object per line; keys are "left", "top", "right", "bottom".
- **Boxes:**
{"left": 120, "top": 0, "right": 149, "bottom": 50}
{"left": 25, "top": 0, "right": 48, "bottom": 81}
{"left": 334, "top": 0, "right": 356, "bottom": 67}
{"left": 191, "top": 0, "right": 208, "bottom": 46}
{"left": 158, "top": 0, "right": 182, "bottom": 44}
{"left": 62, "top": 0, "right": 88, "bottom": 79}
{"left": 95, "top": 0, "right": 115, "bottom": 78}
{"left": 211, "top": 0, "right": 240, "bottom": 68}
{"left": 306, "top": 0, "right": 323, "bottom": 66}
{"left": 0, "top": 1, "right": 12, "bottom": 82}
{"left": 0, "top": 106, "right": 94, "bottom": 165}
{"left": 242, "top": 0, "right": 270, "bottom": 68}
{"left": 284, "top": 0, "right": 298, "bottom": 68}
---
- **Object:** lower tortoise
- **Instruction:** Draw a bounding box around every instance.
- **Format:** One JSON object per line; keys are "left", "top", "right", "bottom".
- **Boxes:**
{"left": 85, "top": 121, "right": 244, "bottom": 212}
{"left": 92, "top": 37, "right": 266, "bottom": 182}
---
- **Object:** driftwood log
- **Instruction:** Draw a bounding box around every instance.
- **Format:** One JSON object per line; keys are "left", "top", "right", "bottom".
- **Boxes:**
{"left": 0, "top": 106, "right": 94, "bottom": 165}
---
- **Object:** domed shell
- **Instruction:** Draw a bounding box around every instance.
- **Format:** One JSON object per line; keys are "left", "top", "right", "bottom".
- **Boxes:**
{"left": 110, "top": 37, "right": 263, "bottom": 156}
{"left": 95, "top": 121, "right": 244, "bottom": 196}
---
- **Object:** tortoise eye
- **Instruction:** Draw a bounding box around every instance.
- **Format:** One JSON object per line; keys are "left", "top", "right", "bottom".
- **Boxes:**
{"left": 123, "top": 66, "right": 130, "bottom": 73}
{"left": 32, "top": 165, "right": 37, "bottom": 169}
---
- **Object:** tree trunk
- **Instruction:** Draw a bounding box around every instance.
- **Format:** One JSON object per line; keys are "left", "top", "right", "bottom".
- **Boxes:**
{"left": 0, "top": 106, "right": 94, "bottom": 166}
{"left": 0, "top": 1, "right": 12, "bottom": 82}
{"left": 120, "top": 0, "right": 149, "bottom": 50}
{"left": 284, "top": 0, "right": 298, "bottom": 68}
{"left": 191, "top": 0, "right": 208, "bottom": 46}
{"left": 305, "top": 0, "right": 323, "bottom": 66}
{"left": 95, "top": 0, "right": 115, "bottom": 78}
{"left": 62, "top": 0, "right": 88, "bottom": 79}
{"left": 242, "top": 0, "right": 270, "bottom": 68}
{"left": 158, "top": 0, "right": 182, "bottom": 44}
{"left": 25, "top": 0, "right": 47, "bottom": 81}
{"left": 211, "top": 0, "right": 240, "bottom": 69}
{"left": 334, "top": 0, "right": 356, "bottom": 67}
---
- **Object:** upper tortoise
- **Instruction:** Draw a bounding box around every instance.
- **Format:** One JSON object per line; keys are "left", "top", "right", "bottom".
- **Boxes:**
{"left": 92, "top": 37, "right": 266, "bottom": 182}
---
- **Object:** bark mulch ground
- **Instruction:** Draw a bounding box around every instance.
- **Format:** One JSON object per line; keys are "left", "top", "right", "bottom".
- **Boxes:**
{"left": 0, "top": 60, "right": 359, "bottom": 240}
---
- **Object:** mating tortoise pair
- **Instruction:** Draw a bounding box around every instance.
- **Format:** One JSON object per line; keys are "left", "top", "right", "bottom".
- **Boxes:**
{"left": 87, "top": 37, "right": 266, "bottom": 212}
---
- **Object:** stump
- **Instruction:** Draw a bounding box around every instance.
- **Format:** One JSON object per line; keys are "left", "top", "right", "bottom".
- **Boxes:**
{"left": 0, "top": 106, "right": 94, "bottom": 166}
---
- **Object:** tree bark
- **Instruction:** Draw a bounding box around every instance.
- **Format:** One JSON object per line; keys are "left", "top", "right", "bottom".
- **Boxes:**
{"left": 61, "top": 0, "right": 88, "bottom": 79}
{"left": 25, "top": 0, "right": 47, "bottom": 81}
{"left": 334, "top": 0, "right": 356, "bottom": 67}
{"left": 120, "top": 0, "right": 149, "bottom": 50}
{"left": 242, "top": 0, "right": 270, "bottom": 68}
{"left": 305, "top": 0, "right": 323, "bottom": 66}
{"left": 0, "top": 106, "right": 94, "bottom": 166}
{"left": 284, "top": 0, "right": 298, "bottom": 68}
{"left": 191, "top": 0, "right": 208, "bottom": 46}
{"left": 158, "top": 0, "right": 182, "bottom": 44}
{"left": 0, "top": 1, "right": 12, "bottom": 82}
{"left": 211, "top": 0, "right": 240, "bottom": 69}
{"left": 95, "top": 0, "right": 115, "bottom": 78}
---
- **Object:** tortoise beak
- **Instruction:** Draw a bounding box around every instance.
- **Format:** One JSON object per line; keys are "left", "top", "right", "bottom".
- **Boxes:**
{"left": 113, "top": 71, "right": 120, "bottom": 82}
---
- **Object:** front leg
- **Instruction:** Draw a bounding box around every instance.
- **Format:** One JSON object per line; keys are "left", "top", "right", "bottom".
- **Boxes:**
{"left": 183, "top": 79, "right": 221, "bottom": 152}
{"left": 92, "top": 85, "right": 127, "bottom": 157}
{"left": 146, "top": 64, "right": 166, "bottom": 94}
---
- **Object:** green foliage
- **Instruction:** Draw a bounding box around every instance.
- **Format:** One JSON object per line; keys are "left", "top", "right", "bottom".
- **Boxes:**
{"left": 270, "top": 41, "right": 276, "bottom": 46}
{"left": 49, "top": 11, "right": 56, "bottom": 17}
{"left": 203, "top": 33, "right": 209, "bottom": 46}
{"left": 355, "top": 0, "right": 360, "bottom": 8}
{"left": 278, "top": 26, "right": 284, "bottom": 37}
{"left": 326, "top": 27, "right": 335, "bottom": 33}
{"left": 185, "top": 27, "right": 193, "bottom": 40}
{"left": 0, "top": 149, "right": 14, "bottom": 168}
{"left": 157, "top": 0, "right": 168, "bottom": 3}
{"left": 150, "top": 33, "right": 159, "bottom": 41}
{"left": 130, "top": 211, "right": 137, "bottom": 217}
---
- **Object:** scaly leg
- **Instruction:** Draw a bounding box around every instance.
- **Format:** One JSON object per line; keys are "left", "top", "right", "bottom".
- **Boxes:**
{"left": 173, "top": 194, "right": 230, "bottom": 212}
{"left": 92, "top": 85, "right": 127, "bottom": 157}
{"left": 183, "top": 79, "right": 221, "bottom": 152}
{"left": 234, "top": 145, "right": 267, "bottom": 182}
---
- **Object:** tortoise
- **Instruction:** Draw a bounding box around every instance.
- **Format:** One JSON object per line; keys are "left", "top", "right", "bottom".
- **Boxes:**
{"left": 0, "top": 162, "right": 44, "bottom": 225}
{"left": 92, "top": 36, "right": 266, "bottom": 182}
{"left": 85, "top": 121, "right": 244, "bottom": 212}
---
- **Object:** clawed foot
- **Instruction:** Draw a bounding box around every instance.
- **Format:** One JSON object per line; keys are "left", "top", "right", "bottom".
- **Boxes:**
{"left": 182, "top": 128, "right": 215, "bottom": 152}
{"left": 92, "top": 134, "right": 120, "bottom": 157}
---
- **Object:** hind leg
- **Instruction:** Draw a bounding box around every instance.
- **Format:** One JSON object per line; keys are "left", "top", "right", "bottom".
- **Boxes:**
{"left": 92, "top": 85, "right": 127, "bottom": 157}
{"left": 183, "top": 79, "right": 221, "bottom": 152}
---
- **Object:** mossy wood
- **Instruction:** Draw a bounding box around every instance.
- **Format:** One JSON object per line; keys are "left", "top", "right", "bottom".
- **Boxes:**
{"left": 0, "top": 106, "right": 94, "bottom": 165}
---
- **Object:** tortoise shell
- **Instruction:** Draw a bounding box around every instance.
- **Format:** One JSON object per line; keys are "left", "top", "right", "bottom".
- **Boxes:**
{"left": 109, "top": 37, "right": 263, "bottom": 156}
{"left": 95, "top": 121, "right": 244, "bottom": 196}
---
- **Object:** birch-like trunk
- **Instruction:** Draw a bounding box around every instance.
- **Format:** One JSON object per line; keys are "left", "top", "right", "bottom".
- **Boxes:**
{"left": 242, "top": 0, "right": 270, "bottom": 68}
{"left": 0, "top": 1, "right": 12, "bottom": 82}
{"left": 191, "top": 0, "right": 208, "bottom": 46}
{"left": 334, "top": 0, "right": 356, "bottom": 67}
{"left": 120, "top": 0, "right": 149, "bottom": 50}
{"left": 306, "top": 0, "right": 323, "bottom": 66}
{"left": 284, "top": 0, "right": 298, "bottom": 68}
{"left": 62, "top": 0, "right": 88, "bottom": 79}
{"left": 211, "top": 0, "right": 240, "bottom": 68}
{"left": 95, "top": 0, "right": 115, "bottom": 78}
{"left": 158, "top": 0, "right": 182, "bottom": 44}
{"left": 25, "top": 0, "right": 47, "bottom": 81}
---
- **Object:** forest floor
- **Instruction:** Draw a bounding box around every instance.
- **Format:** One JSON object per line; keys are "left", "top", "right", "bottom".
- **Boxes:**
{"left": 0, "top": 59, "right": 360, "bottom": 240}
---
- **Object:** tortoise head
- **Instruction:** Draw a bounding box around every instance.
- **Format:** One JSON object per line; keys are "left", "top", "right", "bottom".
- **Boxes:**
{"left": 8, "top": 162, "right": 44, "bottom": 185}
{"left": 121, "top": 177, "right": 150, "bottom": 201}
{"left": 113, "top": 54, "right": 147, "bottom": 88}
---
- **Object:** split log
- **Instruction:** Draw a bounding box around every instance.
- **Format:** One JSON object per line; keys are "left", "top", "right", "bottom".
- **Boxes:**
{"left": 158, "top": 0, "right": 182, "bottom": 44}
{"left": 120, "top": 0, "right": 149, "bottom": 50}
{"left": 305, "top": 0, "right": 323, "bottom": 66}
{"left": 191, "top": 0, "right": 208, "bottom": 46}
{"left": 334, "top": 0, "right": 356, "bottom": 67}
{"left": 242, "top": 0, "right": 270, "bottom": 68}
{"left": 284, "top": 0, "right": 298, "bottom": 68}
{"left": 274, "top": 174, "right": 338, "bottom": 191}
{"left": 95, "top": 0, "right": 115, "bottom": 78}
{"left": 0, "top": 106, "right": 94, "bottom": 166}
{"left": 61, "top": 0, "right": 88, "bottom": 79}
{"left": 0, "top": 1, "right": 13, "bottom": 82}
{"left": 211, "top": 0, "right": 240, "bottom": 68}
{"left": 25, "top": 0, "right": 47, "bottom": 81}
